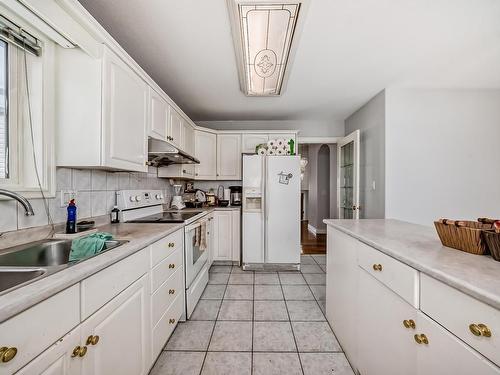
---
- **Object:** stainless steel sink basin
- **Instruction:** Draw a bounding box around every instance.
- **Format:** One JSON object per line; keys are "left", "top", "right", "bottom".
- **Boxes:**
{"left": 0, "top": 239, "right": 127, "bottom": 267}
{"left": 0, "top": 268, "right": 46, "bottom": 294}
{"left": 0, "top": 238, "right": 128, "bottom": 295}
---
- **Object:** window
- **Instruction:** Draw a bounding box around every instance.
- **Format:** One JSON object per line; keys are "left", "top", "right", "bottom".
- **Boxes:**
{"left": 0, "top": 7, "right": 56, "bottom": 197}
{"left": 0, "top": 39, "right": 7, "bottom": 179}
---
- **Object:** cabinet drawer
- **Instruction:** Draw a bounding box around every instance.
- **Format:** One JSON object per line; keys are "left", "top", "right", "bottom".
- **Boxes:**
{"left": 0, "top": 285, "right": 79, "bottom": 374}
{"left": 151, "top": 229, "right": 183, "bottom": 267}
{"left": 81, "top": 247, "right": 149, "bottom": 319}
{"left": 151, "top": 248, "right": 183, "bottom": 293}
{"left": 357, "top": 241, "right": 419, "bottom": 307}
{"left": 152, "top": 292, "right": 183, "bottom": 360}
{"left": 421, "top": 274, "right": 500, "bottom": 366}
{"left": 151, "top": 266, "right": 184, "bottom": 326}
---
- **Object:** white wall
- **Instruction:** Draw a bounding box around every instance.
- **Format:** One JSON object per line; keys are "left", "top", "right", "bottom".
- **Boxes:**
{"left": 197, "top": 119, "right": 345, "bottom": 137}
{"left": 385, "top": 88, "right": 500, "bottom": 226}
{"left": 345, "top": 90, "right": 385, "bottom": 219}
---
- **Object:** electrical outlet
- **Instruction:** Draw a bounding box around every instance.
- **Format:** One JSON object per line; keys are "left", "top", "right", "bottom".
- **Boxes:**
{"left": 60, "top": 190, "right": 77, "bottom": 207}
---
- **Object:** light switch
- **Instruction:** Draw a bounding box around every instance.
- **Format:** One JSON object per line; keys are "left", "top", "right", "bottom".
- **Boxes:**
{"left": 372, "top": 181, "right": 376, "bottom": 191}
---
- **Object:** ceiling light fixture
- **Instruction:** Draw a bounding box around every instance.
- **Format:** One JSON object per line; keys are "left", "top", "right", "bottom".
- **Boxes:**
{"left": 227, "top": 0, "right": 306, "bottom": 96}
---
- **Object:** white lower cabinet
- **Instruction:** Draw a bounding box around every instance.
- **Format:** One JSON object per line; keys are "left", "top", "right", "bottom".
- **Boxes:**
{"left": 81, "top": 274, "right": 151, "bottom": 375}
{"left": 212, "top": 210, "right": 240, "bottom": 262}
{"left": 357, "top": 268, "right": 417, "bottom": 375}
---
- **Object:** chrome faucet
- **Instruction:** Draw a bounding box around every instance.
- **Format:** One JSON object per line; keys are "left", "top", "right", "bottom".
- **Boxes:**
{"left": 0, "top": 189, "right": 35, "bottom": 216}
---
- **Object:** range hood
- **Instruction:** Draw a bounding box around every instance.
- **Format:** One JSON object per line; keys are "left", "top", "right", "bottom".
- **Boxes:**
{"left": 147, "top": 138, "right": 199, "bottom": 167}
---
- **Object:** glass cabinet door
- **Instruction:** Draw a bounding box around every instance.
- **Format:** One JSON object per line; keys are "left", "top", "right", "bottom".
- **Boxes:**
{"left": 337, "top": 130, "right": 360, "bottom": 219}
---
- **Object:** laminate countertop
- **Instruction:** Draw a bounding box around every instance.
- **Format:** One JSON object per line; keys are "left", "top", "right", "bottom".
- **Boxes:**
{"left": 0, "top": 222, "right": 184, "bottom": 323}
{"left": 324, "top": 219, "right": 500, "bottom": 310}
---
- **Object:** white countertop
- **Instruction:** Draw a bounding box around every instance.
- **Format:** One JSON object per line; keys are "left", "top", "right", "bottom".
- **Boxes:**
{"left": 0, "top": 222, "right": 184, "bottom": 323}
{"left": 324, "top": 219, "right": 500, "bottom": 310}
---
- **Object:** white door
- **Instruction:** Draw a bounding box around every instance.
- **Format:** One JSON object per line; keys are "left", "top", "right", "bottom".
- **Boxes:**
{"left": 148, "top": 87, "right": 168, "bottom": 140}
{"left": 102, "top": 46, "right": 148, "bottom": 172}
{"left": 265, "top": 156, "right": 301, "bottom": 264}
{"left": 213, "top": 211, "right": 232, "bottom": 261}
{"left": 242, "top": 134, "right": 269, "bottom": 153}
{"left": 81, "top": 275, "right": 151, "bottom": 375}
{"left": 416, "top": 312, "right": 500, "bottom": 375}
{"left": 337, "top": 130, "right": 360, "bottom": 219}
{"left": 194, "top": 130, "right": 217, "bottom": 180}
{"left": 16, "top": 327, "right": 82, "bottom": 375}
{"left": 168, "top": 108, "right": 182, "bottom": 148}
{"left": 217, "top": 134, "right": 242, "bottom": 180}
{"left": 326, "top": 228, "right": 359, "bottom": 368}
{"left": 357, "top": 268, "right": 417, "bottom": 375}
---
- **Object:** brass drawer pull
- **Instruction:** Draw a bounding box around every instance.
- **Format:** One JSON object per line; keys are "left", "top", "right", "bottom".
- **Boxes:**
{"left": 403, "top": 319, "right": 416, "bottom": 329}
{"left": 168, "top": 242, "right": 175, "bottom": 248}
{"left": 414, "top": 334, "right": 429, "bottom": 345}
{"left": 169, "top": 318, "right": 176, "bottom": 324}
{"left": 169, "top": 289, "right": 175, "bottom": 294}
{"left": 469, "top": 323, "right": 492, "bottom": 337}
{"left": 0, "top": 347, "right": 17, "bottom": 363}
{"left": 86, "top": 335, "right": 100, "bottom": 346}
{"left": 71, "top": 346, "right": 87, "bottom": 358}
{"left": 169, "top": 263, "right": 176, "bottom": 269}
{"left": 372, "top": 264, "right": 383, "bottom": 271}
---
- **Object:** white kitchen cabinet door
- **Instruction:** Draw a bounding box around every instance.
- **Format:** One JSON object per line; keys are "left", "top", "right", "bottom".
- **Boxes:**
{"left": 217, "top": 134, "right": 242, "bottom": 180}
{"left": 213, "top": 211, "right": 232, "bottom": 261}
{"left": 194, "top": 130, "right": 217, "bottom": 180}
{"left": 168, "top": 108, "right": 183, "bottom": 148}
{"left": 148, "top": 87, "right": 168, "bottom": 140}
{"left": 81, "top": 274, "right": 151, "bottom": 375}
{"left": 102, "top": 46, "right": 148, "bottom": 172}
{"left": 242, "top": 134, "right": 268, "bottom": 153}
{"left": 326, "top": 228, "right": 359, "bottom": 368}
{"left": 182, "top": 120, "right": 195, "bottom": 155}
{"left": 416, "top": 312, "right": 500, "bottom": 375}
{"left": 231, "top": 210, "right": 241, "bottom": 262}
{"left": 16, "top": 327, "right": 82, "bottom": 375}
{"left": 357, "top": 268, "right": 417, "bottom": 375}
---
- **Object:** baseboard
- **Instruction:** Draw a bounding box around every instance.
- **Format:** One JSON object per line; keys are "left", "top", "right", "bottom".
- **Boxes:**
{"left": 307, "top": 224, "right": 326, "bottom": 235}
{"left": 316, "top": 228, "right": 327, "bottom": 234}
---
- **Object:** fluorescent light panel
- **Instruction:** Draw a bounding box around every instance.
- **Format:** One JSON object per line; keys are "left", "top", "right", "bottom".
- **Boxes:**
{"left": 235, "top": 3, "right": 301, "bottom": 96}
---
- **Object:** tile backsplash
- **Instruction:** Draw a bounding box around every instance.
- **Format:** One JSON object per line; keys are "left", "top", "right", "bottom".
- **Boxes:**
{"left": 0, "top": 167, "right": 174, "bottom": 234}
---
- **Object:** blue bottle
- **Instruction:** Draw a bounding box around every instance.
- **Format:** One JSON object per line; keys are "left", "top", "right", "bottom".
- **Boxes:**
{"left": 66, "top": 199, "right": 77, "bottom": 234}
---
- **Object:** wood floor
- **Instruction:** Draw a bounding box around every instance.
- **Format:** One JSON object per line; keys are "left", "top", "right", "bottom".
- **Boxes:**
{"left": 301, "top": 220, "right": 326, "bottom": 254}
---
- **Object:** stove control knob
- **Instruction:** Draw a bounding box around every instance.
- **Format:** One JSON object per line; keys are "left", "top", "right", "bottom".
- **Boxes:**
{"left": 135, "top": 195, "right": 142, "bottom": 202}
{"left": 129, "top": 196, "right": 135, "bottom": 202}
{"left": 155, "top": 194, "right": 162, "bottom": 200}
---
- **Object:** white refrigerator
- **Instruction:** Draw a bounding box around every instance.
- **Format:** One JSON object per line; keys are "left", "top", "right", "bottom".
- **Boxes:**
{"left": 242, "top": 155, "right": 301, "bottom": 269}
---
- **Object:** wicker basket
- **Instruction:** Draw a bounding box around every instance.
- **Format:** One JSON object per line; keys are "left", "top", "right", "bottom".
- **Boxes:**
{"left": 483, "top": 230, "right": 500, "bottom": 261}
{"left": 434, "top": 219, "right": 493, "bottom": 255}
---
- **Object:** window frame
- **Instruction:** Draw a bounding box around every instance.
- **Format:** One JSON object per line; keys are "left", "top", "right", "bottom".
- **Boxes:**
{"left": 0, "top": 5, "right": 55, "bottom": 199}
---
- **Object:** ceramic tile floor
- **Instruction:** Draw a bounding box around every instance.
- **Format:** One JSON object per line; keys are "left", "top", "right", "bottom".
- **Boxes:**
{"left": 149, "top": 254, "right": 355, "bottom": 375}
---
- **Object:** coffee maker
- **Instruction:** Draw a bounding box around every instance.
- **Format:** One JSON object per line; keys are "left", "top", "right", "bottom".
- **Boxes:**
{"left": 229, "top": 186, "right": 242, "bottom": 206}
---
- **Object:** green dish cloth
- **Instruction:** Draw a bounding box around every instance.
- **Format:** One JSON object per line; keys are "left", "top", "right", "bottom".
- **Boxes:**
{"left": 69, "top": 232, "right": 114, "bottom": 262}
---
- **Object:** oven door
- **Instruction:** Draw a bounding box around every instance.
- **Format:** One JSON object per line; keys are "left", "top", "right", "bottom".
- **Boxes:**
{"left": 184, "top": 218, "right": 209, "bottom": 288}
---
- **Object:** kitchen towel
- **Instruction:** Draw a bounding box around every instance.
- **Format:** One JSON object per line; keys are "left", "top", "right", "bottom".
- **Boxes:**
{"left": 69, "top": 232, "right": 113, "bottom": 262}
{"left": 199, "top": 221, "right": 207, "bottom": 251}
{"left": 194, "top": 226, "right": 201, "bottom": 247}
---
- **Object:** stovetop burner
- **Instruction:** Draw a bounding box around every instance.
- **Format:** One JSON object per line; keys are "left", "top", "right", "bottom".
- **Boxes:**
{"left": 127, "top": 211, "right": 202, "bottom": 223}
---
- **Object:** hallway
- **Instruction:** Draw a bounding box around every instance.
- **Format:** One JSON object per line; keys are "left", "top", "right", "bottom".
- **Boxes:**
{"left": 301, "top": 221, "right": 326, "bottom": 254}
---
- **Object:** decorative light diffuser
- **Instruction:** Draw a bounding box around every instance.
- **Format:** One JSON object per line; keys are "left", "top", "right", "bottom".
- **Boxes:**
{"left": 228, "top": 1, "right": 303, "bottom": 96}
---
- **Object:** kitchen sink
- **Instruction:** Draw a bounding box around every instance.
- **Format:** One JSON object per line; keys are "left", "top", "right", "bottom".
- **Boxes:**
{"left": 0, "top": 239, "right": 127, "bottom": 267}
{"left": 0, "top": 238, "right": 128, "bottom": 295}
{"left": 0, "top": 268, "right": 46, "bottom": 294}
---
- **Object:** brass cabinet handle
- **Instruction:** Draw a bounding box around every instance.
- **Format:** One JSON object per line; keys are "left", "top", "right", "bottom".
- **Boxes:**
{"left": 169, "top": 318, "right": 176, "bottom": 324}
{"left": 169, "top": 263, "right": 176, "bottom": 269}
{"left": 0, "top": 347, "right": 17, "bottom": 363}
{"left": 169, "top": 289, "right": 175, "bottom": 294}
{"left": 71, "top": 346, "right": 87, "bottom": 358}
{"left": 414, "top": 334, "right": 429, "bottom": 345}
{"left": 403, "top": 319, "right": 416, "bottom": 329}
{"left": 469, "top": 323, "right": 492, "bottom": 337}
{"left": 372, "top": 264, "right": 383, "bottom": 271}
{"left": 168, "top": 242, "right": 175, "bottom": 248}
{"left": 86, "top": 335, "right": 100, "bottom": 346}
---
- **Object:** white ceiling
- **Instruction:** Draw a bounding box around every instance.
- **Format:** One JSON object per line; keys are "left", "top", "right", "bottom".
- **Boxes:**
{"left": 78, "top": 0, "right": 500, "bottom": 122}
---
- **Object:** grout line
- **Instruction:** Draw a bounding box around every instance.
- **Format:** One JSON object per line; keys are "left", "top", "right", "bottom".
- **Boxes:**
{"left": 251, "top": 267, "right": 255, "bottom": 375}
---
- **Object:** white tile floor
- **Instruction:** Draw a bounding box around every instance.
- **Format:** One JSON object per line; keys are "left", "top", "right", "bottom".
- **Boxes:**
{"left": 149, "top": 254, "right": 355, "bottom": 375}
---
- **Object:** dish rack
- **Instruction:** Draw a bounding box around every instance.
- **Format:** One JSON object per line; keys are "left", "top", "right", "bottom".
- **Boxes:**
{"left": 434, "top": 218, "right": 500, "bottom": 260}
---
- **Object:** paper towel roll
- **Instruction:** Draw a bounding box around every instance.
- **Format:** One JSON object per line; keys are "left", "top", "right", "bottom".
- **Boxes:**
{"left": 267, "top": 148, "right": 276, "bottom": 155}
{"left": 257, "top": 147, "right": 267, "bottom": 155}
{"left": 267, "top": 139, "right": 276, "bottom": 148}
{"left": 276, "top": 139, "right": 285, "bottom": 147}
{"left": 224, "top": 188, "right": 231, "bottom": 200}
{"left": 276, "top": 149, "right": 285, "bottom": 155}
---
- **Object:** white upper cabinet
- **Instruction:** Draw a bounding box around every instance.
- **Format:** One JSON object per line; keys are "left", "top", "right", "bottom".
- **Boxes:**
{"left": 148, "top": 87, "right": 168, "bottom": 140}
{"left": 101, "top": 47, "right": 148, "bottom": 172}
{"left": 168, "top": 108, "right": 183, "bottom": 148}
{"left": 242, "top": 134, "right": 269, "bottom": 153}
{"left": 194, "top": 130, "right": 217, "bottom": 179}
{"left": 217, "top": 134, "right": 242, "bottom": 180}
{"left": 182, "top": 119, "right": 195, "bottom": 155}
